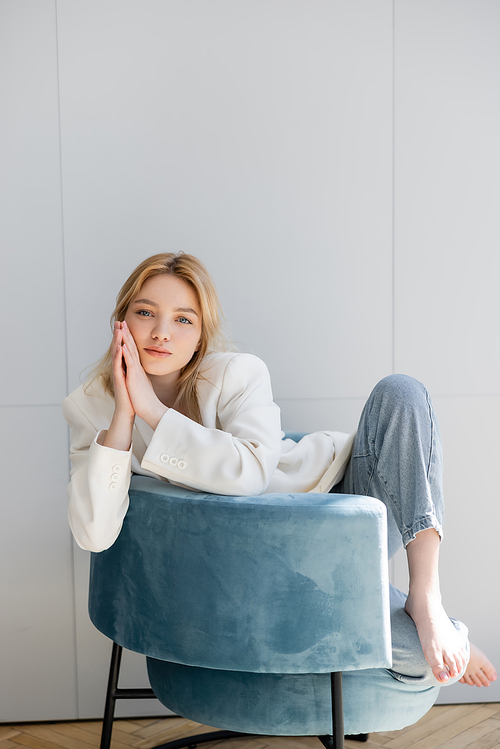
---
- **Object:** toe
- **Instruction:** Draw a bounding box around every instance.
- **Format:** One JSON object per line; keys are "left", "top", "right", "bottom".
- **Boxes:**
{"left": 470, "top": 671, "right": 486, "bottom": 687}
{"left": 435, "top": 666, "right": 450, "bottom": 683}
{"left": 444, "top": 651, "right": 460, "bottom": 679}
{"left": 477, "top": 669, "right": 493, "bottom": 687}
{"left": 484, "top": 665, "right": 498, "bottom": 682}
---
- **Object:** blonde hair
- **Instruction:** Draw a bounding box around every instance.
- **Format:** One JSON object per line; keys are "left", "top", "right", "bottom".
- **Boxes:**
{"left": 86, "top": 252, "right": 229, "bottom": 422}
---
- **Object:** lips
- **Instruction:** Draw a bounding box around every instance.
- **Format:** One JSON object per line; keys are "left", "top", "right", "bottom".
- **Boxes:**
{"left": 144, "top": 347, "right": 172, "bottom": 357}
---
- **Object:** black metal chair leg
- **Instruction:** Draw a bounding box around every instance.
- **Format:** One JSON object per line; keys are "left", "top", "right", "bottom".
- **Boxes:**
{"left": 318, "top": 671, "right": 344, "bottom": 749}
{"left": 331, "top": 671, "right": 344, "bottom": 748}
{"left": 100, "top": 642, "right": 123, "bottom": 749}
{"left": 151, "top": 731, "right": 253, "bottom": 749}
{"left": 100, "top": 643, "right": 159, "bottom": 749}
{"left": 150, "top": 728, "right": 366, "bottom": 749}
{"left": 344, "top": 735, "right": 368, "bottom": 742}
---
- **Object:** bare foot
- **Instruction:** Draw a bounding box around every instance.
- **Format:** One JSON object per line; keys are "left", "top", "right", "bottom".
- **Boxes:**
{"left": 405, "top": 591, "right": 468, "bottom": 684}
{"left": 459, "top": 643, "right": 497, "bottom": 687}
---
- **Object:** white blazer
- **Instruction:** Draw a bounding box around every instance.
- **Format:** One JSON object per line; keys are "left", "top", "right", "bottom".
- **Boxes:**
{"left": 63, "top": 352, "right": 355, "bottom": 552}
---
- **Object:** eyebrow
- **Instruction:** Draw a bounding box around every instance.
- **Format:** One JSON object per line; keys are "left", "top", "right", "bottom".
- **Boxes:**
{"left": 177, "top": 307, "right": 199, "bottom": 317}
{"left": 132, "top": 299, "right": 199, "bottom": 316}
{"left": 132, "top": 298, "right": 159, "bottom": 307}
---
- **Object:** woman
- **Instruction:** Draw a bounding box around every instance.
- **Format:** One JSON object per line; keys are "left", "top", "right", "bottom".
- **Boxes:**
{"left": 63, "top": 252, "right": 495, "bottom": 690}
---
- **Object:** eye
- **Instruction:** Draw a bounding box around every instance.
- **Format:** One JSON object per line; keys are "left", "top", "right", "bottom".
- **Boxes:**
{"left": 177, "top": 316, "right": 192, "bottom": 325}
{"left": 137, "top": 310, "right": 153, "bottom": 317}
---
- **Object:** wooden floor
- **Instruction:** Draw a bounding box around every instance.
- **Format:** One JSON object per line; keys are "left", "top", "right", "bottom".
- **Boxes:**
{"left": 3, "top": 703, "right": 500, "bottom": 749}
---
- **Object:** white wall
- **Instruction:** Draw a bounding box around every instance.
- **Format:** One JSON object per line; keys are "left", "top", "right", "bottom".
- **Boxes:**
{"left": 1, "top": 0, "right": 499, "bottom": 721}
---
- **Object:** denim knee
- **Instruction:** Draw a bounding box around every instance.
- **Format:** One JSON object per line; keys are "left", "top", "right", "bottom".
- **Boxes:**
{"left": 371, "top": 374, "right": 427, "bottom": 407}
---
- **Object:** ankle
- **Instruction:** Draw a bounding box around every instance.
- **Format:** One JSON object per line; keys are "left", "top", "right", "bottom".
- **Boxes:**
{"left": 408, "top": 584, "right": 441, "bottom": 601}
{"left": 406, "top": 588, "right": 443, "bottom": 619}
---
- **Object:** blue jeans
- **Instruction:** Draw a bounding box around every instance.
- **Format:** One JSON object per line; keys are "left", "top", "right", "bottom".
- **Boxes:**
{"left": 332, "top": 374, "right": 469, "bottom": 686}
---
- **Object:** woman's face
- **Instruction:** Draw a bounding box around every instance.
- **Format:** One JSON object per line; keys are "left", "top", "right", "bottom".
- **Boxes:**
{"left": 124, "top": 274, "right": 202, "bottom": 381}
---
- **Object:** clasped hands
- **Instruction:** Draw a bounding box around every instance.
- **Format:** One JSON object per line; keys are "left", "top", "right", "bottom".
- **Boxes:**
{"left": 111, "top": 321, "right": 168, "bottom": 431}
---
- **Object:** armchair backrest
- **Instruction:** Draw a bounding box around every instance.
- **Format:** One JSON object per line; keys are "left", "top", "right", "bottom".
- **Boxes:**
{"left": 90, "top": 475, "right": 391, "bottom": 675}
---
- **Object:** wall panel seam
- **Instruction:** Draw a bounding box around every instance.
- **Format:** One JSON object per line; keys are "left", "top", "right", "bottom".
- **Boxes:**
{"left": 54, "top": 0, "right": 79, "bottom": 721}
{"left": 391, "top": 0, "right": 396, "bottom": 377}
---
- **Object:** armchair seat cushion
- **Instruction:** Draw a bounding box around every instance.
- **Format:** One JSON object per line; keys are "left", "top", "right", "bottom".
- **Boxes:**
{"left": 146, "top": 658, "right": 438, "bottom": 737}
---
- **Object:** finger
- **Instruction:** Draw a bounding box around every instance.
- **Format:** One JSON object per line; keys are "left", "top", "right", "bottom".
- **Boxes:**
{"left": 112, "top": 342, "right": 122, "bottom": 368}
{"left": 112, "top": 336, "right": 129, "bottom": 383}
{"left": 112, "top": 325, "right": 123, "bottom": 351}
{"left": 113, "top": 352, "right": 126, "bottom": 384}
{"left": 122, "top": 337, "right": 143, "bottom": 373}
{"left": 121, "top": 321, "right": 140, "bottom": 356}
{"left": 121, "top": 343, "right": 136, "bottom": 373}
{"left": 113, "top": 321, "right": 123, "bottom": 341}
{"left": 112, "top": 333, "right": 125, "bottom": 364}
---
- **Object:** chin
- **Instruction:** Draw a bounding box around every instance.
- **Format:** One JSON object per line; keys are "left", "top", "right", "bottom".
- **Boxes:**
{"left": 146, "top": 366, "right": 174, "bottom": 377}
{"left": 140, "top": 361, "right": 170, "bottom": 376}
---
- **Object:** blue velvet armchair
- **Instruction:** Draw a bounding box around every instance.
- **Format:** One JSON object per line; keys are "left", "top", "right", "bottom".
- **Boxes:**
{"left": 89, "top": 472, "right": 440, "bottom": 749}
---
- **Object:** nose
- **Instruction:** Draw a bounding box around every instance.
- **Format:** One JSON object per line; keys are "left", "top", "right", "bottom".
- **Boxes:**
{"left": 152, "top": 318, "right": 171, "bottom": 341}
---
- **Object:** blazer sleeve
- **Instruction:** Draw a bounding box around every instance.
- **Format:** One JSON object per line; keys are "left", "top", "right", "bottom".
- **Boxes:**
{"left": 62, "top": 395, "right": 132, "bottom": 552}
{"left": 141, "top": 353, "right": 282, "bottom": 495}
